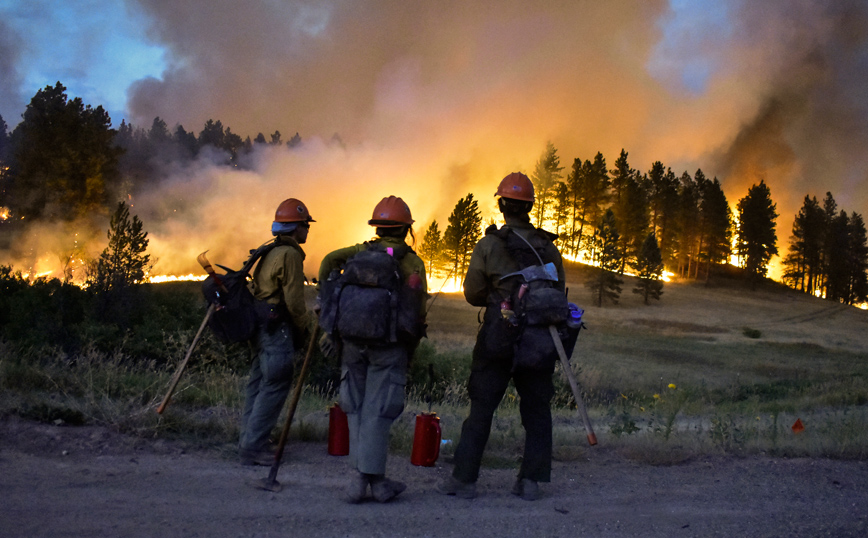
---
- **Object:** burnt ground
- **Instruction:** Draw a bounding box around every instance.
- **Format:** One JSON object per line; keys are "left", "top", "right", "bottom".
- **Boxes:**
{"left": 1, "top": 415, "right": 866, "bottom": 538}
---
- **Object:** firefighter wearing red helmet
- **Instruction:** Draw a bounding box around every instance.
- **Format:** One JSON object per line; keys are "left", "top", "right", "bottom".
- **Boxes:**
{"left": 238, "top": 198, "right": 315, "bottom": 466}
{"left": 439, "top": 172, "right": 565, "bottom": 501}
{"left": 317, "top": 195, "right": 427, "bottom": 503}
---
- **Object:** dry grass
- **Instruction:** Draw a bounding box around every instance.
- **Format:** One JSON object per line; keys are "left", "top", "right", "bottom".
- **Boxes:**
{"left": 3, "top": 271, "right": 867, "bottom": 462}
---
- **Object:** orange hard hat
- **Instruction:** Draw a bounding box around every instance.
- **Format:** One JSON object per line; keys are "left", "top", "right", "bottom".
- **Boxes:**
{"left": 368, "top": 196, "right": 414, "bottom": 227}
{"left": 274, "top": 198, "right": 315, "bottom": 223}
{"left": 496, "top": 172, "right": 534, "bottom": 202}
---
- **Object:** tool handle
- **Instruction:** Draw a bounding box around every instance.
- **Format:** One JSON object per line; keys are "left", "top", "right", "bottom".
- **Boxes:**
{"left": 266, "top": 325, "right": 321, "bottom": 484}
{"left": 549, "top": 325, "right": 597, "bottom": 446}
{"left": 157, "top": 304, "right": 215, "bottom": 414}
{"left": 197, "top": 251, "right": 228, "bottom": 293}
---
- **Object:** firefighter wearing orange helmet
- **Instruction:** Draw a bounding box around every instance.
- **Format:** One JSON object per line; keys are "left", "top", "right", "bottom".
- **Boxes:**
{"left": 317, "top": 196, "right": 428, "bottom": 503}
{"left": 238, "top": 198, "right": 315, "bottom": 466}
{"left": 439, "top": 172, "right": 565, "bottom": 501}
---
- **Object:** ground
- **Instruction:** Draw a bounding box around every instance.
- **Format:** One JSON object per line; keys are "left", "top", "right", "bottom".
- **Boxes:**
{"left": 2, "top": 415, "right": 866, "bottom": 538}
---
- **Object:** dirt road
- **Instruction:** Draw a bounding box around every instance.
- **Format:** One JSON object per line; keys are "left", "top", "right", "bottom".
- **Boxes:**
{"left": 1, "top": 416, "right": 866, "bottom": 538}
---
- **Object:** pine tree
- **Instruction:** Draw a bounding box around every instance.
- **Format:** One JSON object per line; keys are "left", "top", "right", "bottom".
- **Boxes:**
{"left": 586, "top": 209, "right": 623, "bottom": 306}
{"left": 847, "top": 213, "right": 868, "bottom": 304}
{"left": 782, "top": 195, "right": 824, "bottom": 294}
{"left": 419, "top": 220, "right": 445, "bottom": 276}
{"left": 736, "top": 180, "right": 778, "bottom": 280}
{"left": 443, "top": 194, "right": 483, "bottom": 279}
{"left": 698, "top": 177, "right": 732, "bottom": 279}
{"left": 8, "top": 82, "right": 121, "bottom": 221}
{"left": 632, "top": 232, "right": 664, "bottom": 304}
{"left": 530, "top": 141, "right": 564, "bottom": 228}
{"left": 88, "top": 201, "right": 151, "bottom": 293}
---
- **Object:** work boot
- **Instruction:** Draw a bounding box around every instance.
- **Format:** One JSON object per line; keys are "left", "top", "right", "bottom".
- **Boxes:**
{"left": 370, "top": 475, "right": 407, "bottom": 503}
{"left": 239, "top": 447, "right": 275, "bottom": 466}
{"left": 437, "top": 475, "right": 477, "bottom": 499}
{"left": 511, "top": 478, "right": 540, "bottom": 501}
{"left": 344, "top": 471, "right": 370, "bottom": 504}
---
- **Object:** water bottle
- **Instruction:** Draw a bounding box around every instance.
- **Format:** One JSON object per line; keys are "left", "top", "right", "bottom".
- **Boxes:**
{"left": 567, "top": 302, "right": 584, "bottom": 329}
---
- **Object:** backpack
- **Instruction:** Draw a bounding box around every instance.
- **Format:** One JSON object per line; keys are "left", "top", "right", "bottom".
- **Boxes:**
{"left": 201, "top": 240, "right": 278, "bottom": 343}
{"left": 319, "top": 242, "right": 426, "bottom": 343}
{"left": 489, "top": 226, "right": 578, "bottom": 371}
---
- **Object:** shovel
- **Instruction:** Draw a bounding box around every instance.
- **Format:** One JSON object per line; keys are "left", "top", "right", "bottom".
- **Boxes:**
{"left": 549, "top": 325, "right": 597, "bottom": 446}
{"left": 250, "top": 325, "right": 321, "bottom": 492}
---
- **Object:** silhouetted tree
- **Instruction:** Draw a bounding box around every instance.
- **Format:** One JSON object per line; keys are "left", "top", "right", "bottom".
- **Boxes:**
{"left": 846, "top": 213, "right": 868, "bottom": 304}
{"left": 782, "top": 195, "right": 825, "bottom": 293}
{"left": 632, "top": 232, "right": 664, "bottom": 304}
{"left": 443, "top": 194, "right": 483, "bottom": 279}
{"left": 530, "top": 141, "right": 564, "bottom": 228}
{"left": 736, "top": 180, "right": 778, "bottom": 279}
{"left": 697, "top": 177, "right": 732, "bottom": 279}
{"left": 7, "top": 82, "right": 121, "bottom": 221}
{"left": 586, "top": 209, "right": 623, "bottom": 306}
{"left": 88, "top": 201, "right": 150, "bottom": 293}
{"left": 419, "top": 220, "right": 445, "bottom": 276}
{"left": 568, "top": 152, "right": 609, "bottom": 259}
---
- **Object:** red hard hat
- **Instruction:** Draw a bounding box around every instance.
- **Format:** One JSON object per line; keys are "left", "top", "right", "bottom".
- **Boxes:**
{"left": 275, "top": 198, "right": 315, "bottom": 223}
{"left": 496, "top": 172, "right": 534, "bottom": 202}
{"left": 369, "top": 196, "right": 414, "bottom": 227}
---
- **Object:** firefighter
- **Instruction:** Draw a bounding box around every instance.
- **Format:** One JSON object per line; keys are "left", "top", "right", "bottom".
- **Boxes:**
{"left": 239, "top": 198, "right": 315, "bottom": 466}
{"left": 317, "top": 196, "right": 428, "bottom": 503}
{"left": 438, "top": 172, "right": 565, "bottom": 501}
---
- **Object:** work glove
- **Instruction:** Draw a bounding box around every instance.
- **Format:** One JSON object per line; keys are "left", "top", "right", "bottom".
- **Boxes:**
{"left": 319, "top": 332, "right": 338, "bottom": 359}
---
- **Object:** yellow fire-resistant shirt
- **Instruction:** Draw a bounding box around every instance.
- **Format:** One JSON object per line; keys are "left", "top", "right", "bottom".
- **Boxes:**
{"left": 250, "top": 237, "right": 312, "bottom": 330}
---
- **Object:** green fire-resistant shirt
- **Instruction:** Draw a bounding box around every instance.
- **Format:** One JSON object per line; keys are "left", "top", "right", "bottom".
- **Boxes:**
{"left": 317, "top": 235, "right": 428, "bottom": 316}
{"left": 250, "top": 236, "right": 312, "bottom": 330}
{"left": 463, "top": 216, "right": 565, "bottom": 308}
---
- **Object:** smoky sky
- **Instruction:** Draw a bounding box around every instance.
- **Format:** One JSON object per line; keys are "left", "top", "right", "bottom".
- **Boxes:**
{"left": 3, "top": 0, "right": 868, "bottom": 276}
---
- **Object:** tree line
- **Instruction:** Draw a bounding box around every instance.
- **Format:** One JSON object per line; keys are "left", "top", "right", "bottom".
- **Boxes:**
{"left": 0, "top": 82, "right": 305, "bottom": 224}
{"left": 1, "top": 83, "right": 866, "bottom": 306}
{"left": 417, "top": 143, "right": 868, "bottom": 307}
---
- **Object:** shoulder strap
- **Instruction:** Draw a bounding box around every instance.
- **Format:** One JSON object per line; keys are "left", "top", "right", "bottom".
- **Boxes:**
{"left": 240, "top": 239, "right": 278, "bottom": 276}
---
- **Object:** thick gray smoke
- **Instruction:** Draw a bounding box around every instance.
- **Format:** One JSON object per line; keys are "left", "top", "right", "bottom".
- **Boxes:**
{"left": 4, "top": 1, "right": 868, "bottom": 278}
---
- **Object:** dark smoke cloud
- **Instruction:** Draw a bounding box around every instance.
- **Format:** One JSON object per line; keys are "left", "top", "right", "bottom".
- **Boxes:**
{"left": 712, "top": 0, "right": 868, "bottom": 227}
{"left": 0, "top": 19, "right": 25, "bottom": 125}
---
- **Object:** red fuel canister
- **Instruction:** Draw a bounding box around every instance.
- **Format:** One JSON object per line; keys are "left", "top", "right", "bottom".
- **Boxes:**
{"left": 410, "top": 412, "right": 442, "bottom": 466}
{"left": 327, "top": 403, "right": 349, "bottom": 456}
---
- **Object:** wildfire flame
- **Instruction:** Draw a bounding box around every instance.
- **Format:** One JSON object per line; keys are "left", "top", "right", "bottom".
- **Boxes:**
{"left": 147, "top": 273, "right": 207, "bottom": 284}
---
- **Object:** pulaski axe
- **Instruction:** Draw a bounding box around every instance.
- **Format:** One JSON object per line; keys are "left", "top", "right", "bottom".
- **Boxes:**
{"left": 156, "top": 251, "right": 223, "bottom": 414}
{"left": 501, "top": 230, "right": 597, "bottom": 446}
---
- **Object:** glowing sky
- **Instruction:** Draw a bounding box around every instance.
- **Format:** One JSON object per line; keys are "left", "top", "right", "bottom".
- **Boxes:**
{"left": 2, "top": 1, "right": 868, "bottom": 278}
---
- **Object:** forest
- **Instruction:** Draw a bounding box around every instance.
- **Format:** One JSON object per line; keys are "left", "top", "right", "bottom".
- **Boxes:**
{"left": 1, "top": 82, "right": 867, "bottom": 307}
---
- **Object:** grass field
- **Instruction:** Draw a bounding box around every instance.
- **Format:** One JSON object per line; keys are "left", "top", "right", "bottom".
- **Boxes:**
{"left": 2, "top": 264, "right": 867, "bottom": 464}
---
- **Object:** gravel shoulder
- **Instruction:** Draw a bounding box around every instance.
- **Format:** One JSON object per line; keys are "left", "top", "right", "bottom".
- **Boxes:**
{"left": 2, "top": 415, "right": 867, "bottom": 538}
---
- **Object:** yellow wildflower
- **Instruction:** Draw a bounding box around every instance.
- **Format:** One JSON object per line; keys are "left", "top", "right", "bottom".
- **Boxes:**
{"left": 653, "top": 393, "right": 660, "bottom": 399}
{"left": 668, "top": 383, "right": 677, "bottom": 389}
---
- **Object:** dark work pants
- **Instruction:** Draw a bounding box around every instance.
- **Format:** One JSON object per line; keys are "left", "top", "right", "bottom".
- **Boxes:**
{"left": 452, "top": 355, "right": 555, "bottom": 484}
